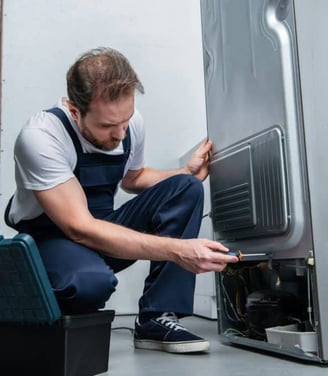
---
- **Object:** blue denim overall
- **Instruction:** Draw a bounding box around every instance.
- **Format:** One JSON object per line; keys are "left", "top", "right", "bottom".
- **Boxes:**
{"left": 5, "top": 108, "right": 204, "bottom": 315}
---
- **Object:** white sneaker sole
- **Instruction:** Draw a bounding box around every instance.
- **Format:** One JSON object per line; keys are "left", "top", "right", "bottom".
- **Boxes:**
{"left": 134, "top": 339, "right": 210, "bottom": 353}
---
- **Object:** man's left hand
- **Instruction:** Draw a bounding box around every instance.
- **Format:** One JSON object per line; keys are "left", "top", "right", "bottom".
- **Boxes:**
{"left": 185, "top": 139, "right": 212, "bottom": 181}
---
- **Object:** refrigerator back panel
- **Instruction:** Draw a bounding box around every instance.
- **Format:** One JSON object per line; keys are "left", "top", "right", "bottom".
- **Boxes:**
{"left": 201, "top": 0, "right": 312, "bottom": 259}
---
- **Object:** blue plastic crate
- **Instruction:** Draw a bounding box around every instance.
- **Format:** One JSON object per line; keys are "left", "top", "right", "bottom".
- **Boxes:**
{"left": 0, "top": 234, "right": 61, "bottom": 324}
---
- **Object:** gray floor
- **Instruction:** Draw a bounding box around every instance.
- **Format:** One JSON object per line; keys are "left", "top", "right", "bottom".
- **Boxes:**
{"left": 97, "top": 315, "right": 328, "bottom": 376}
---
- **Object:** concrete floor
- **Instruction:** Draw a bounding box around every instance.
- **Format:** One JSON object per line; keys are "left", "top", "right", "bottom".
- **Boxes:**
{"left": 98, "top": 315, "right": 328, "bottom": 376}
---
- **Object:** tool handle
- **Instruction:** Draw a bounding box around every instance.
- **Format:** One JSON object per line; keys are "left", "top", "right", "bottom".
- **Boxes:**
{"left": 228, "top": 250, "right": 243, "bottom": 260}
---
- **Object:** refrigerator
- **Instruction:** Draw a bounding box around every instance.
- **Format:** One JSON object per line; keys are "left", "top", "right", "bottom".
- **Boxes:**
{"left": 200, "top": 0, "right": 328, "bottom": 363}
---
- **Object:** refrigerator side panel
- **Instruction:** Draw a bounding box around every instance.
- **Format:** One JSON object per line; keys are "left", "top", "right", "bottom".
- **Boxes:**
{"left": 200, "top": 0, "right": 313, "bottom": 259}
{"left": 294, "top": 0, "right": 328, "bottom": 361}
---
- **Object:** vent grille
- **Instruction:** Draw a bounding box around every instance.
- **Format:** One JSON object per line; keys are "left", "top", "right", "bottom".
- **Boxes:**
{"left": 210, "top": 128, "right": 289, "bottom": 240}
{"left": 213, "top": 183, "right": 255, "bottom": 230}
{"left": 252, "top": 137, "right": 286, "bottom": 229}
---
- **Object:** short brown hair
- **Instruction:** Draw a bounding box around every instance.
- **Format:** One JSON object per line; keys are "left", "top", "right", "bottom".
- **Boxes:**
{"left": 66, "top": 47, "right": 144, "bottom": 116}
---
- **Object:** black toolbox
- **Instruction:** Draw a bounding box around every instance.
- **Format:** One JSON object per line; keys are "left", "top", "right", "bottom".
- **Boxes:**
{"left": 0, "top": 234, "right": 115, "bottom": 375}
{"left": 0, "top": 310, "right": 115, "bottom": 375}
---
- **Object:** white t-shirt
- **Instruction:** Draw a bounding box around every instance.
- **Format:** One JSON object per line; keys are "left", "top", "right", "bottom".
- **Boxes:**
{"left": 8, "top": 98, "right": 145, "bottom": 224}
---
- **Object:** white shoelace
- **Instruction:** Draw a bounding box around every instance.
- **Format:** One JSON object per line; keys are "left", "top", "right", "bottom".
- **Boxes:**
{"left": 155, "top": 312, "right": 188, "bottom": 331}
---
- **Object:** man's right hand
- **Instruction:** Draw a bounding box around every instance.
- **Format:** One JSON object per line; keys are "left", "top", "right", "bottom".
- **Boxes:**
{"left": 174, "top": 238, "right": 239, "bottom": 274}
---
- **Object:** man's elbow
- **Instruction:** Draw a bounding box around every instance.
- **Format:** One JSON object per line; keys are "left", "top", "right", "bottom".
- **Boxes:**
{"left": 121, "top": 184, "right": 137, "bottom": 194}
{"left": 121, "top": 168, "right": 145, "bottom": 194}
{"left": 61, "top": 219, "right": 95, "bottom": 244}
{"left": 120, "top": 180, "right": 141, "bottom": 194}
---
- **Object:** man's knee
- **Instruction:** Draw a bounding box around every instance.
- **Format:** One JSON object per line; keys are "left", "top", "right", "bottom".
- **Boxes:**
{"left": 54, "top": 270, "right": 118, "bottom": 313}
{"left": 165, "top": 174, "right": 204, "bottom": 198}
{"left": 176, "top": 175, "right": 204, "bottom": 206}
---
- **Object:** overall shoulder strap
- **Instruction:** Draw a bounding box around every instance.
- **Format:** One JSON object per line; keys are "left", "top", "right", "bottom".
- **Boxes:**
{"left": 46, "top": 107, "right": 83, "bottom": 153}
{"left": 122, "top": 127, "right": 131, "bottom": 154}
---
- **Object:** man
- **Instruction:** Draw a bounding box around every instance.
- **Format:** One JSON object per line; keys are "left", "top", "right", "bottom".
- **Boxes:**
{"left": 5, "top": 47, "right": 238, "bottom": 353}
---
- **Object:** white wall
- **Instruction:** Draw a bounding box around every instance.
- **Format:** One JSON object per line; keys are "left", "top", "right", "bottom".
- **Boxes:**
{"left": 0, "top": 0, "right": 208, "bottom": 314}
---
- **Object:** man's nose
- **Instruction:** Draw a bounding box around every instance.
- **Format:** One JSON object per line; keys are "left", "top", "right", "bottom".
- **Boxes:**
{"left": 113, "top": 124, "right": 128, "bottom": 140}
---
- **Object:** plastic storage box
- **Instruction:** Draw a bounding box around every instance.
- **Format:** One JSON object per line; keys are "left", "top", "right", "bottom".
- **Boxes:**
{"left": 0, "top": 310, "right": 115, "bottom": 375}
{"left": 265, "top": 324, "right": 318, "bottom": 353}
{"left": 0, "top": 234, "right": 61, "bottom": 324}
{"left": 0, "top": 234, "right": 115, "bottom": 375}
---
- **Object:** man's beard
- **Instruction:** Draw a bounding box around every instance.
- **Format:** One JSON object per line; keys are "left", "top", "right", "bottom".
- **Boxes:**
{"left": 80, "top": 127, "right": 120, "bottom": 151}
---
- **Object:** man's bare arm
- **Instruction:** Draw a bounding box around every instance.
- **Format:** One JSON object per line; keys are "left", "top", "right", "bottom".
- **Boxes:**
{"left": 34, "top": 176, "right": 238, "bottom": 273}
{"left": 121, "top": 139, "right": 212, "bottom": 194}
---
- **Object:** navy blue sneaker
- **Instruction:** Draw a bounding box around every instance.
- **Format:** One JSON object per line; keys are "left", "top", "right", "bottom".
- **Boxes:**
{"left": 134, "top": 312, "right": 210, "bottom": 353}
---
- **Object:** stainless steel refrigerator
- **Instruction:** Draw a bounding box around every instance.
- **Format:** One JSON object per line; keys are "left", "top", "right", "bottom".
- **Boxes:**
{"left": 201, "top": 0, "right": 328, "bottom": 363}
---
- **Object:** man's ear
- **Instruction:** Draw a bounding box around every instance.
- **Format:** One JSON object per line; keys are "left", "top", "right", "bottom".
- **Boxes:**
{"left": 66, "top": 100, "right": 80, "bottom": 121}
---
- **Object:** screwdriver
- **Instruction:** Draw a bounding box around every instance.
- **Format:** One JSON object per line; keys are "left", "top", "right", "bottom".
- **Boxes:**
{"left": 228, "top": 250, "right": 268, "bottom": 261}
{"left": 227, "top": 250, "right": 243, "bottom": 261}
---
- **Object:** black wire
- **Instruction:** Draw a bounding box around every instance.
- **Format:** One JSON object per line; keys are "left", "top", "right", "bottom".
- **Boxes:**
{"left": 112, "top": 326, "right": 135, "bottom": 334}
